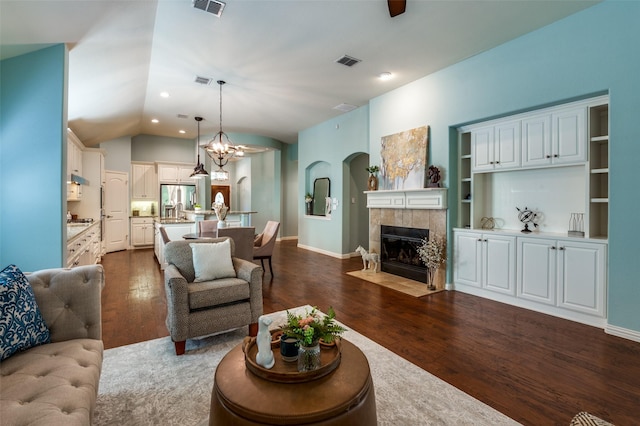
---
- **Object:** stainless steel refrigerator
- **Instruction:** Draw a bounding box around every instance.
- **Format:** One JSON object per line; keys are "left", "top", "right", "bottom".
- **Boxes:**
{"left": 160, "top": 184, "right": 196, "bottom": 219}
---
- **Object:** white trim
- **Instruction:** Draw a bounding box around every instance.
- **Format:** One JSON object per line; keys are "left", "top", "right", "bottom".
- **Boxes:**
{"left": 365, "top": 188, "right": 447, "bottom": 210}
{"left": 297, "top": 243, "right": 350, "bottom": 259}
{"left": 605, "top": 324, "right": 640, "bottom": 343}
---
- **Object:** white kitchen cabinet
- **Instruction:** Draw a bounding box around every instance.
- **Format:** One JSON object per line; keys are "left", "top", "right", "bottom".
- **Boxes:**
{"left": 154, "top": 223, "right": 165, "bottom": 269}
{"left": 157, "top": 163, "right": 194, "bottom": 184}
{"left": 131, "top": 217, "right": 155, "bottom": 246}
{"left": 471, "top": 121, "right": 520, "bottom": 172}
{"left": 131, "top": 163, "right": 157, "bottom": 199}
{"left": 518, "top": 237, "right": 606, "bottom": 317}
{"left": 163, "top": 223, "right": 194, "bottom": 240}
{"left": 453, "top": 230, "right": 516, "bottom": 295}
{"left": 521, "top": 106, "right": 586, "bottom": 167}
{"left": 66, "top": 222, "right": 100, "bottom": 268}
{"left": 67, "top": 132, "right": 83, "bottom": 178}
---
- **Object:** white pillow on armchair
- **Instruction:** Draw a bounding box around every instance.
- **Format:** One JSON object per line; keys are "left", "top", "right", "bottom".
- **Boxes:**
{"left": 190, "top": 240, "right": 236, "bottom": 282}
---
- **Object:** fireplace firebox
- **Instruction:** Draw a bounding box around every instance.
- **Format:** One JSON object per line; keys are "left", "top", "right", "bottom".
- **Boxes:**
{"left": 380, "top": 225, "right": 428, "bottom": 283}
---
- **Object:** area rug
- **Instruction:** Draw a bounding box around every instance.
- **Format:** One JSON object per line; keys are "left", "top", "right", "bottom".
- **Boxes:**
{"left": 346, "top": 269, "right": 443, "bottom": 297}
{"left": 94, "top": 306, "right": 518, "bottom": 426}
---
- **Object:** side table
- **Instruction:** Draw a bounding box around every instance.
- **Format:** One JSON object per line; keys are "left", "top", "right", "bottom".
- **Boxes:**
{"left": 209, "top": 339, "right": 377, "bottom": 425}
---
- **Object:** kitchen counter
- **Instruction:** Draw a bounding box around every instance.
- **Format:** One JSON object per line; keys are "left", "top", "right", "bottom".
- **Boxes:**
{"left": 67, "top": 222, "right": 96, "bottom": 242}
{"left": 158, "top": 218, "right": 195, "bottom": 224}
{"left": 183, "top": 210, "right": 257, "bottom": 227}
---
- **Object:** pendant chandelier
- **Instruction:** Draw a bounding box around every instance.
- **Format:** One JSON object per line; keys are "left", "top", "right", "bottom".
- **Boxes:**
{"left": 202, "top": 80, "right": 244, "bottom": 181}
{"left": 190, "top": 116, "right": 209, "bottom": 179}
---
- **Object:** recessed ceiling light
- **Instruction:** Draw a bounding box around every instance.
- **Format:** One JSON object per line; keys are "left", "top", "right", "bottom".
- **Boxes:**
{"left": 151, "top": 119, "right": 159, "bottom": 123}
{"left": 160, "top": 92, "right": 170, "bottom": 98}
{"left": 179, "top": 130, "right": 186, "bottom": 134}
{"left": 378, "top": 72, "right": 393, "bottom": 81}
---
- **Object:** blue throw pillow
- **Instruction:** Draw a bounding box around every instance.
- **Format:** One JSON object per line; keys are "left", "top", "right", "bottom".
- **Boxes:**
{"left": 0, "top": 264, "right": 51, "bottom": 361}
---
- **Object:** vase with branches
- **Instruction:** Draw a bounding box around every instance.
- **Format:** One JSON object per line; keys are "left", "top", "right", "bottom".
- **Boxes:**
{"left": 417, "top": 233, "right": 446, "bottom": 291}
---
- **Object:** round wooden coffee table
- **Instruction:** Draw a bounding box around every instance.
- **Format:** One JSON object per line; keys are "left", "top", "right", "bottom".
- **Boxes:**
{"left": 209, "top": 339, "right": 377, "bottom": 425}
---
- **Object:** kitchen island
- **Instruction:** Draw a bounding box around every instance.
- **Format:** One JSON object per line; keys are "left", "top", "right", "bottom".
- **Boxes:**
{"left": 183, "top": 210, "right": 257, "bottom": 227}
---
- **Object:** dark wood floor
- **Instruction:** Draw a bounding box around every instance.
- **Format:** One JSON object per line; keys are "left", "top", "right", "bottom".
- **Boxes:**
{"left": 100, "top": 240, "right": 640, "bottom": 425}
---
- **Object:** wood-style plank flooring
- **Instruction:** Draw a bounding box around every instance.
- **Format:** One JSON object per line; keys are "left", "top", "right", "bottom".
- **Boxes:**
{"left": 100, "top": 241, "right": 640, "bottom": 425}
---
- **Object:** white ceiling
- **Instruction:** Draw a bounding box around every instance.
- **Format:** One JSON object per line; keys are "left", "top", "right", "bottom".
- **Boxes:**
{"left": 1, "top": 0, "right": 598, "bottom": 147}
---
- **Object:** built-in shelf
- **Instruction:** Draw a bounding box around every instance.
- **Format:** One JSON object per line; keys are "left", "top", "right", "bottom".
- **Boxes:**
{"left": 590, "top": 135, "right": 609, "bottom": 142}
{"left": 591, "top": 198, "right": 609, "bottom": 203}
{"left": 591, "top": 168, "right": 609, "bottom": 174}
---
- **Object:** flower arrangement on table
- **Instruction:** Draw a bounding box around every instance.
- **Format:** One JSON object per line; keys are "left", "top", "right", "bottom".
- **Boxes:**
{"left": 212, "top": 202, "right": 228, "bottom": 221}
{"left": 280, "top": 306, "right": 346, "bottom": 347}
{"left": 417, "top": 233, "right": 446, "bottom": 291}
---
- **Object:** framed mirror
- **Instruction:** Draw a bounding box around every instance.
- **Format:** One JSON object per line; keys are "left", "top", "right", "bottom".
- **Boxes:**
{"left": 312, "top": 177, "right": 330, "bottom": 216}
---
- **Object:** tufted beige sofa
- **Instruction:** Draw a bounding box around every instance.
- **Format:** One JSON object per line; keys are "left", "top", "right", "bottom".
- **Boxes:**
{"left": 0, "top": 265, "right": 104, "bottom": 426}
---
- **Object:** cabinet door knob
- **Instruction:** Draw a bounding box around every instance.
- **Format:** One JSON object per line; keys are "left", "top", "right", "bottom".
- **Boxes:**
{"left": 546, "top": 155, "right": 551, "bottom": 159}
{"left": 553, "top": 154, "right": 559, "bottom": 158}
{"left": 559, "top": 246, "right": 565, "bottom": 250}
{"left": 495, "top": 161, "right": 500, "bottom": 164}
{"left": 477, "top": 238, "right": 483, "bottom": 242}
{"left": 551, "top": 246, "right": 556, "bottom": 250}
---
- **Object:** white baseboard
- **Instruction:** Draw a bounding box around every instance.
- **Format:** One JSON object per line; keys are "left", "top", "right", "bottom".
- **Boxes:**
{"left": 605, "top": 324, "right": 640, "bottom": 343}
{"left": 297, "top": 243, "right": 350, "bottom": 259}
{"left": 278, "top": 236, "right": 298, "bottom": 241}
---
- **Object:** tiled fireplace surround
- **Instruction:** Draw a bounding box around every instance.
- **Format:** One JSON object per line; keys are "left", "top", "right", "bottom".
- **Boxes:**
{"left": 366, "top": 189, "right": 448, "bottom": 290}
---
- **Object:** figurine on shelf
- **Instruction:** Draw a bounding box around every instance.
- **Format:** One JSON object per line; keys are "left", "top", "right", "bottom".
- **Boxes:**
{"left": 516, "top": 206, "right": 539, "bottom": 233}
{"left": 427, "top": 165, "right": 441, "bottom": 188}
{"left": 255, "top": 315, "right": 275, "bottom": 369}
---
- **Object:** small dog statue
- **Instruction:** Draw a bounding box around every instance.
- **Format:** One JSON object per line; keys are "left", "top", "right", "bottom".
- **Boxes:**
{"left": 355, "top": 246, "right": 380, "bottom": 273}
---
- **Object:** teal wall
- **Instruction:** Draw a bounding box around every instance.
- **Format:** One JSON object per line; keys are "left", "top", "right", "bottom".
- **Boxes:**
{"left": 299, "top": 105, "right": 369, "bottom": 254}
{"left": 299, "top": 1, "right": 640, "bottom": 333}
{"left": 101, "top": 136, "right": 132, "bottom": 172}
{"left": 132, "top": 134, "right": 194, "bottom": 163}
{"left": 0, "top": 45, "right": 67, "bottom": 271}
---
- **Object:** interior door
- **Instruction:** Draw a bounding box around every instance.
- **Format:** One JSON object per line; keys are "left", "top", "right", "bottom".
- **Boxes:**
{"left": 104, "top": 171, "right": 129, "bottom": 253}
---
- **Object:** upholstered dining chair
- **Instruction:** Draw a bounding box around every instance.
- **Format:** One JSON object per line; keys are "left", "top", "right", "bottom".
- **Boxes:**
{"left": 198, "top": 220, "right": 218, "bottom": 236}
{"left": 163, "top": 237, "right": 263, "bottom": 355}
{"left": 159, "top": 225, "right": 171, "bottom": 244}
{"left": 253, "top": 221, "right": 280, "bottom": 276}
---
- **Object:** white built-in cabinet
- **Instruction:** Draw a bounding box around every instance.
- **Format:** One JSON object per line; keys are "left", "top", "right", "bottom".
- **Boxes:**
{"left": 472, "top": 121, "right": 521, "bottom": 172}
{"left": 455, "top": 95, "right": 609, "bottom": 328}
{"left": 131, "top": 163, "right": 157, "bottom": 199}
{"left": 157, "top": 163, "right": 194, "bottom": 184}
{"left": 517, "top": 237, "right": 606, "bottom": 317}
{"left": 131, "top": 217, "right": 155, "bottom": 246}
{"left": 453, "top": 231, "right": 516, "bottom": 295}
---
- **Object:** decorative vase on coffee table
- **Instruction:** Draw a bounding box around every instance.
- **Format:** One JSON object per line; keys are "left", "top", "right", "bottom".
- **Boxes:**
{"left": 297, "top": 342, "right": 321, "bottom": 372}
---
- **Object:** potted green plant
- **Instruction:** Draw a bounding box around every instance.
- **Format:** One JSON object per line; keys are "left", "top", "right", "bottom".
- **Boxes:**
{"left": 366, "top": 165, "right": 380, "bottom": 191}
{"left": 280, "top": 307, "right": 346, "bottom": 371}
{"left": 194, "top": 204, "right": 202, "bottom": 211}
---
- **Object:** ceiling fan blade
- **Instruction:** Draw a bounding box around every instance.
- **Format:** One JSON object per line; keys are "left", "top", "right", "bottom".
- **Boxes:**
{"left": 388, "top": 0, "right": 406, "bottom": 17}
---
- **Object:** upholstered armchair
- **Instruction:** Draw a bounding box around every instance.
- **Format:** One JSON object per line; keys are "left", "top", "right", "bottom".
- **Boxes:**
{"left": 163, "top": 237, "right": 263, "bottom": 355}
{"left": 253, "top": 221, "right": 280, "bottom": 276}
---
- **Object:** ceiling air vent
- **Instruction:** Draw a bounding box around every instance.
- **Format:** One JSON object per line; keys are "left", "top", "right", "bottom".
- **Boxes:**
{"left": 194, "top": 75, "right": 212, "bottom": 85}
{"left": 333, "top": 103, "right": 358, "bottom": 113}
{"left": 176, "top": 114, "right": 189, "bottom": 119}
{"left": 335, "top": 55, "right": 361, "bottom": 67}
{"left": 193, "top": 0, "right": 226, "bottom": 17}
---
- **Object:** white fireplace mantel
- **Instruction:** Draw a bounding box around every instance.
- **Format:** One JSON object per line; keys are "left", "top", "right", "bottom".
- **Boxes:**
{"left": 365, "top": 188, "right": 447, "bottom": 210}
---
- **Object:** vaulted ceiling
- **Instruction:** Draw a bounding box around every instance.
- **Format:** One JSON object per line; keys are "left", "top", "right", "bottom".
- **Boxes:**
{"left": 1, "top": 0, "right": 598, "bottom": 147}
